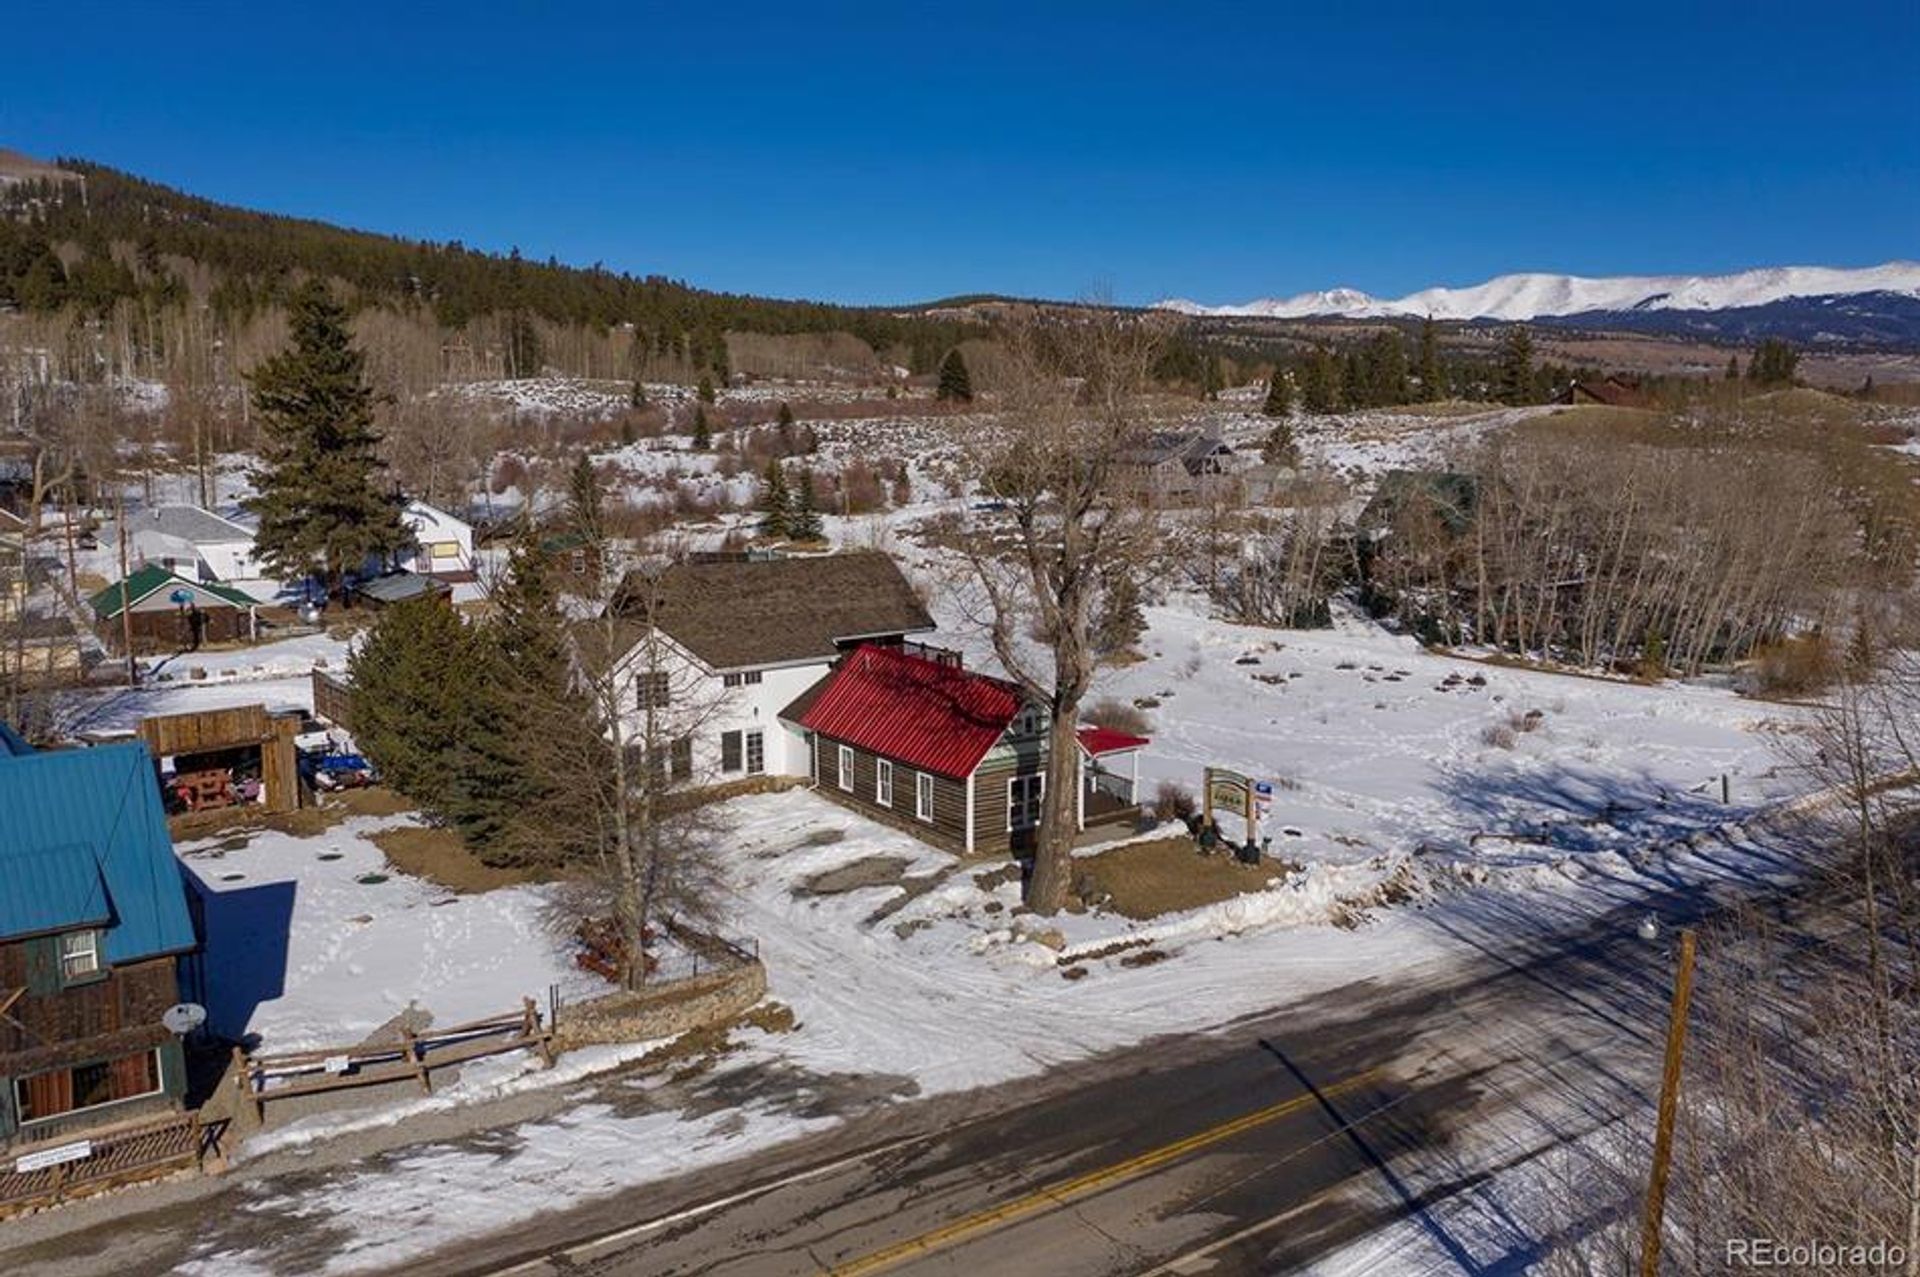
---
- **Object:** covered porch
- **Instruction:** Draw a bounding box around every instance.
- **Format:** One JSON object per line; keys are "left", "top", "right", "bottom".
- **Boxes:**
{"left": 1076, "top": 725, "right": 1150, "bottom": 836}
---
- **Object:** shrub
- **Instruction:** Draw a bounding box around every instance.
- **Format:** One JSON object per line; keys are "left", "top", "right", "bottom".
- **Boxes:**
{"left": 1750, "top": 633, "right": 1836, "bottom": 697}
{"left": 1481, "top": 723, "right": 1517, "bottom": 749}
{"left": 1085, "top": 697, "right": 1151, "bottom": 737}
{"left": 1153, "top": 781, "right": 1197, "bottom": 823}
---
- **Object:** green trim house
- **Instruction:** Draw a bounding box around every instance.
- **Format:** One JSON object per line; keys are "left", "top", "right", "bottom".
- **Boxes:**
{"left": 89, "top": 565, "right": 259, "bottom": 655}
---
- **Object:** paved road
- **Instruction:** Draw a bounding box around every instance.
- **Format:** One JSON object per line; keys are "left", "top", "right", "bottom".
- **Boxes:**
{"left": 431, "top": 882, "right": 1712, "bottom": 1277}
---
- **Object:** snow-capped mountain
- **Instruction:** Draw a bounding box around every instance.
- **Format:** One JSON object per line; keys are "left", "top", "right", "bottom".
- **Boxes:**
{"left": 1159, "top": 262, "right": 1920, "bottom": 322}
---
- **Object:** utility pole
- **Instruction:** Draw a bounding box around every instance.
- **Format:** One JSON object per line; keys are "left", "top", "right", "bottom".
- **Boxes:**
{"left": 115, "top": 492, "right": 136, "bottom": 686}
{"left": 1639, "top": 927, "right": 1697, "bottom": 1277}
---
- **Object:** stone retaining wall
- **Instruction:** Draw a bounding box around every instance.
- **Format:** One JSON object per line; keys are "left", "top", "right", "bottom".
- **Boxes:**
{"left": 553, "top": 960, "right": 767, "bottom": 1052}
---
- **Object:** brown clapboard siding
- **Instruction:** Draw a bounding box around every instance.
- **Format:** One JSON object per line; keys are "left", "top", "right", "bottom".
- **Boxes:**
{"left": 970, "top": 757, "right": 1045, "bottom": 857}
{"left": 811, "top": 733, "right": 969, "bottom": 845}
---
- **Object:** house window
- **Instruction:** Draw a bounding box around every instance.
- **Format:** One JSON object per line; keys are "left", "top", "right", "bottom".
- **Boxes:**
{"left": 838, "top": 745, "right": 855, "bottom": 792}
{"left": 745, "top": 729, "right": 765, "bottom": 776}
{"left": 670, "top": 736, "right": 693, "bottom": 781}
{"left": 59, "top": 929, "right": 100, "bottom": 982}
{"left": 14, "top": 1049, "right": 161, "bottom": 1123}
{"left": 876, "top": 759, "right": 894, "bottom": 807}
{"left": 722, "top": 671, "right": 764, "bottom": 689}
{"left": 636, "top": 671, "right": 671, "bottom": 710}
{"left": 1009, "top": 774, "right": 1045, "bottom": 831}
{"left": 721, "top": 730, "right": 744, "bottom": 773}
{"left": 1013, "top": 705, "right": 1043, "bottom": 737}
{"left": 570, "top": 550, "right": 587, "bottom": 575}
{"left": 916, "top": 772, "right": 935, "bottom": 823}
{"left": 429, "top": 541, "right": 460, "bottom": 561}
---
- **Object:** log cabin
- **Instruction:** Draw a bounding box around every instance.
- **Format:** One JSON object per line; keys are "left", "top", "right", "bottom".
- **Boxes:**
{"left": 0, "top": 729, "right": 198, "bottom": 1148}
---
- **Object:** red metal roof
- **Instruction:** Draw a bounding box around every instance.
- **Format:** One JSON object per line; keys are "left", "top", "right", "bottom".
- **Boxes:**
{"left": 789, "top": 645, "right": 1023, "bottom": 780}
{"left": 1077, "top": 725, "right": 1150, "bottom": 757}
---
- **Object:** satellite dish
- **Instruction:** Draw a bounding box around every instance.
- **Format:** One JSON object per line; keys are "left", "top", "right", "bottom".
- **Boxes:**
{"left": 298, "top": 602, "right": 325, "bottom": 626}
{"left": 162, "top": 1003, "right": 207, "bottom": 1035}
{"left": 1636, "top": 914, "right": 1661, "bottom": 944}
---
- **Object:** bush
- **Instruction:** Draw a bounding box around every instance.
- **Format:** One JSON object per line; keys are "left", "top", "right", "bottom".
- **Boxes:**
{"left": 1085, "top": 697, "right": 1151, "bottom": 737}
{"left": 1751, "top": 633, "right": 1836, "bottom": 697}
{"left": 1153, "top": 781, "right": 1197, "bottom": 823}
{"left": 1481, "top": 723, "right": 1517, "bottom": 749}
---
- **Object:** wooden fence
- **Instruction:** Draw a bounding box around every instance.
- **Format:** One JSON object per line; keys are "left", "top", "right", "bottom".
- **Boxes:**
{"left": 234, "top": 999, "right": 552, "bottom": 1121}
{"left": 310, "top": 669, "right": 353, "bottom": 732}
{"left": 0, "top": 1111, "right": 215, "bottom": 1216}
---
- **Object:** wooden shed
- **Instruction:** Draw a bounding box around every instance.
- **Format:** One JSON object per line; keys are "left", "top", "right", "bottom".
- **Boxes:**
{"left": 136, "top": 704, "right": 302, "bottom": 815}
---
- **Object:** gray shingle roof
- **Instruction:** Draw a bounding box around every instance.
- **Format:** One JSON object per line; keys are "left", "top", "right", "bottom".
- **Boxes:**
{"left": 609, "top": 552, "right": 934, "bottom": 670}
{"left": 133, "top": 504, "right": 255, "bottom": 545}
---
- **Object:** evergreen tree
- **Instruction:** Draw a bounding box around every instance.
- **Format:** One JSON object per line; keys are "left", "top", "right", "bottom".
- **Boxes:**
{"left": 697, "top": 373, "right": 717, "bottom": 404}
{"left": 1261, "top": 367, "right": 1292, "bottom": 417}
{"left": 1860, "top": 374, "right": 1877, "bottom": 400}
{"left": 244, "top": 280, "right": 407, "bottom": 596}
{"left": 758, "top": 460, "right": 792, "bottom": 538}
{"left": 629, "top": 378, "right": 648, "bottom": 408}
{"left": 1093, "top": 569, "right": 1146, "bottom": 657}
{"left": 690, "top": 403, "right": 712, "bottom": 451}
{"left": 565, "top": 453, "right": 607, "bottom": 594}
{"left": 1262, "top": 419, "right": 1300, "bottom": 468}
{"left": 789, "top": 468, "right": 824, "bottom": 540}
{"left": 1365, "top": 330, "right": 1409, "bottom": 406}
{"left": 937, "top": 348, "right": 974, "bottom": 403}
{"left": 1200, "top": 356, "right": 1223, "bottom": 401}
{"left": 1725, "top": 354, "right": 1741, "bottom": 381}
{"left": 1417, "top": 317, "right": 1445, "bottom": 400}
{"left": 1495, "top": 325, "right": 1535, "bottom": 406}
{"left": 1299, "top": 349, "right": 1338, "bottom": 415}
{"left": 1341, "top": 349, "right": 1367, "bottom": 408}
{"left": 777, "top": 400, "right": 795, "bottom": 431}
{"left": 349, "top": 599, "right": 477, "bottom": 815}
{"left": 1747, "top": 338, "right": 1799, "bottom": 387}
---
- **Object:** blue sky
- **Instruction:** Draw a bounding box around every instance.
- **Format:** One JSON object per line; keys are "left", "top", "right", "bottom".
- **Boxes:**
{"left": 4, "top": 2, "right": 1915, "bottom": 306}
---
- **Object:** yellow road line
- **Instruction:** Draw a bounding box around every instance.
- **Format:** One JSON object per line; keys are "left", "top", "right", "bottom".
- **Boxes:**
{"left": 823, "top": 1068, "right": 1383, "bottom": 1277}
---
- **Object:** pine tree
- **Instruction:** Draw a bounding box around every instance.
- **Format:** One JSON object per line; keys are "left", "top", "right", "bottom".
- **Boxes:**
{"left": 758, "top": 460, "right": 792, "bottom": 538}
{"left": 1262, "top": 367, "right": 1292, "bottom": 417}
{"left": 245, "top": 280, "right": 407, "bottom": 597}
{"left": 697, "top": 373, "right": 716, "bottom": 404}
{"left": 629, "top": 378, "right": 648, "bottom": 408}
{"left": 1725, "top": 354, "right": 1740, "bottom": 381}
{"left": 1747, "top": 338, "right": 1799, "bottom": 387}
{"left": 1299, "top": 349, "right": 1338, "bottom": 415}
{"left": 690, "top": 404, "right": 712, "bottom": 451}
{"left": 1261, "top": 419, "right": 1300, "bottom": 468}
{"left": 1417, "top": 317, "right": 1444, "bottom": 400}
{"left": 1495, "top": 326, "right": 1535, "bottom": 406}
{"left": 1093, "top": 569, "right": 1146, "bottom": 657}
{"left": 566, "top": 453, "right": 606, "bottom": 594}
{"left": 936, "top": 348, "right": 974, "bottom": 403}
{"left": 349, "top": 598, "right": 478, "bottom": 815}
{"left": 789, "top": 468, "right": 824, "bottom": 540}
{"left": 1341, "top": 349, "right": 1367, "bottom": 408}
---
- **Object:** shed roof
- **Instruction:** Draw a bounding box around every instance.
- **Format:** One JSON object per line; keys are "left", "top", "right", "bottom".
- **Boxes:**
{"left": 610, "top": 553, "right": 934, "bottom": 671}
{"left": 782, "top": 644, "right": 1023, "bottom": 781}
{"left": 1077, "top": 725, "right": 1151, "bottom": 757}
{"left": 355, "top": 571, "right": 453, "bottom": 605}
{"left": 90, "top": 564, "right": 258, "bottom": 620}
{"left": 0, "top": 736, "right": 196, "bottom": 960}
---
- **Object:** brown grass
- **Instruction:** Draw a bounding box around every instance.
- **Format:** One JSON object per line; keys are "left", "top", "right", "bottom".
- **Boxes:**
{"left": 1075, "top": 837, "right": 1269, "bottom": 920}
{"left": 368, "top": 825, "right": 548, "bottom": 893}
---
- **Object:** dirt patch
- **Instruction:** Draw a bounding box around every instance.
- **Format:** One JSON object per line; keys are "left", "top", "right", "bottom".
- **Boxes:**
{"left": 368, "top": 826, "right": 546, "bottom": 893}
{"left": 795, "top": 855, "right": 911, "bottom": 897}
{"left": 1074, "top": 837, "right": 1272, "bottom": 920}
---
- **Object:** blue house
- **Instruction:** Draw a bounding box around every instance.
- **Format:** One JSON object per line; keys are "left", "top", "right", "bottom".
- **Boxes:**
{"left": 0, "top": 729, "right": 199, "bottom": 1146}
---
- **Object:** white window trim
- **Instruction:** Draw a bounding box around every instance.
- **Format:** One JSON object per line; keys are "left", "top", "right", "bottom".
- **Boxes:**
{"left": 60, "top": 929, "right": 101, "bottom": 981}
{"left": 1008, "top": 774, "right": 1045, "bottom": 831}
{"left": 916, "top": 771, "right": 935, "bottom": 823}
{"left": 745, "top": 729, "right": 765, "bottom": 776}
{"left": 720, "top": 729, "right": 743, "bottom": 774}
{"left": 15, "top": 1047, "right": 164, "bottom": 1126}
{"left": 875, "top": 759, "right": 893, "bottom": 807}
{"left": 838, "top": 745, "right": 855, "bottom": 792}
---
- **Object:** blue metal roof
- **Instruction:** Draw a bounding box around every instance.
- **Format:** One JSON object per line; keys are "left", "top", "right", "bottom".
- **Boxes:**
{"left": 0, "top": 735, "right": 197, "bottom": 961}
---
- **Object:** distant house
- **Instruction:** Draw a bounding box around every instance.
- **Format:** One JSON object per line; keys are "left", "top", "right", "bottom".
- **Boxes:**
{"left": 119, "top": 505, "right": 260, "bottom": 583}
{"left": 0, "top": 732, "right": 199, "bottom": 1147}
{"left": 1557, "top": 377, "right": 1650, "bottom": 409}
{"left": 89, "top": 566, "right": 259, "bottom": 655}
{"left": 1117, "top": 430, "right": 1243, "bottom": 505}
{"left": 603, "top": 552, "right": 936, "bottom": 782}
{"left": 398, "top": 501, "right": 476, "bottom": 580}
{"left": 779, "top": 643, "right": 1149, "bottom": 854}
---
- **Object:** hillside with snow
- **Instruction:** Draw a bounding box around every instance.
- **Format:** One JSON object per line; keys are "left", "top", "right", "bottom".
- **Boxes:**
{"left": 1161, "top": 261, "right": 1920, "bottom": 322}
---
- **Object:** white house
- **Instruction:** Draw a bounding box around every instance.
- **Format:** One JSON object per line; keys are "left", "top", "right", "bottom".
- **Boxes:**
{"left": 602, "top": 553, "right": 935, "bottom": 783}
{"left": 398, "top": 500, "right": 475, "bottom": 578}
{"left": 121, "top": 505, "right": 260, "bottom": 583}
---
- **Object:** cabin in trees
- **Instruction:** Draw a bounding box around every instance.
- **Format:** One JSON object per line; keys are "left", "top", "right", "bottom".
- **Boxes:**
{"left": 1116, "top": 430, "right": 1244, "bottom": 506}
{"left": 780, "top": 643, "right": 1149, "bottom": 856}
{"left": 89, "top": 565, "right": 260, "bottom": 655}
{"left": 1557, "top": 376, "right": 1650, "bottom": 409}
{"left": 0, "top": 728, "right": 199, "bottom": 1148}
{"left": 602, "top": 552, "right": 936, "bottom": 783}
